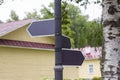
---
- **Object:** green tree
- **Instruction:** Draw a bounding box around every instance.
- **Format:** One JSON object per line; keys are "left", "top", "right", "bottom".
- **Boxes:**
{"left": 84, "top": 20, "right": 102, "bottom": 47}
{"left": 6, "top": 10, "right": 19, "bottom": 22}
{"left": 40, "top": 3, "right": 54, "bottom": 19}
{"left": 67, "top": 3, "right": 88, "bottom": 48}
{"left": 66, "top": 3, "right": 102, "bottom": 48}
{"left": 24, "top": 9, "right": 41, "bottom": 19}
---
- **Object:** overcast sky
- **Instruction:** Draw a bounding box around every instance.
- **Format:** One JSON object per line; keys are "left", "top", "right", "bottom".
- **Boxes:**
{"left": 0, "top": 0, "right": 102, "bottom": 22}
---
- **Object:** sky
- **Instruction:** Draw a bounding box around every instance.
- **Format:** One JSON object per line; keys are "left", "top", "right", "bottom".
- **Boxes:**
{"left": 0, "top": 0, "right": 102, "bottom": 22}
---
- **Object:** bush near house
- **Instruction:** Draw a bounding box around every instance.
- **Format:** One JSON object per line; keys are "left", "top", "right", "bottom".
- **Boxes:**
{"left": 92, "top": 77, "right": 102, "bottom": 80}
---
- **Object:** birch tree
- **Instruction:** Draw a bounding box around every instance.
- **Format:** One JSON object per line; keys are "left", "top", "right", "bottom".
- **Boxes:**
{"left": 101, "top": 0, "right": 120, "bottom": 80}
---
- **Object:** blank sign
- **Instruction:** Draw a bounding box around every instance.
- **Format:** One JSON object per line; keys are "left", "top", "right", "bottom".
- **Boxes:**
{"left": 28, "top": 19, "right": 55, "bottom": 36}
{"left": 62, "top": 49, "right": 85, "bottom": 66}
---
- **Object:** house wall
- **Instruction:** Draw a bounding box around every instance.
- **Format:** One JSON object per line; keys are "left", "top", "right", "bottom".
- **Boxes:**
{"left": 1, "top": 24, "right": 54, "bottom": 44}
{"left": 0, "top": 46, "right": 80, "bottom": 80}
{"left": 64, "top": 66, "right": 79, "bottom": 80}
{"left": 0, "top": 46, "right": 54, "bottom": 80}
{"left": 78, "top": 59, "right": 101, "bottom": 79}
{"left": 0, "top": 23, "right": 80, "bottom": 80}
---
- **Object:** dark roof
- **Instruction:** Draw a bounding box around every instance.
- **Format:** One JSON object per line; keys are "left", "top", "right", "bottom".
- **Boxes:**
{"left": 0, "top": 19, "right": 35, "bottom": 37}
{"left": 0, "top": 39, "right": 54, "bottom": 50}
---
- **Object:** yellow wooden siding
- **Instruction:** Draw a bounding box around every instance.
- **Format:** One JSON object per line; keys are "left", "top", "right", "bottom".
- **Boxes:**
{"left": 78, "top": 59, "right": 101, "bottom": 79}
{"left": 64, "top": 66, "right": 79, "bottom": 80}
{"left": 0, "top": 47, "right": 54, "bottom": 80}
{"left": 0, "top": 46, "right": 80, "bottom": 80}
{"left": 1, "top": 24, "right": 54, "bottom": 44}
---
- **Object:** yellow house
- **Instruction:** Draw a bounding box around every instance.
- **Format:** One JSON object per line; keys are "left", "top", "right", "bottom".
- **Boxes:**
{"left": 79, "top": 59, "right": 101, "bottom": 79}
{"left": 79, "top": 47, "right": 102, "bottom": 79}
{"left": 0, "top": 19, "right": 81, "bottom": 80}
{"left": 0, "top": 19, "right": 102, "bottom": 80}
{"left": 0, "top": 19, "right": 56, "bottom": 80}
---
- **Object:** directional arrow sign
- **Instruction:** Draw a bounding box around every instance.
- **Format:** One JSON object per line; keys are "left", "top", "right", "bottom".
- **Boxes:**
{"left": 27, "top": 19, "right": 55, "bottom": 37}
{"left": 62, "top": 49, "right": 85, "bottom": 66}
{"left": 27, "top": 19, "right": 71, "bottom": 48}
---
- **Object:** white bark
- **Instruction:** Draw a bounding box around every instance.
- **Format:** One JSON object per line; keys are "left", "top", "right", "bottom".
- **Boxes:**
{"left": 102, "top": 0, "right": 120, "bottom": 80}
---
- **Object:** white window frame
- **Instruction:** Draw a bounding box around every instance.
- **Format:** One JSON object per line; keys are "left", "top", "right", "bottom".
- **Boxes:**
{"left": 88, "top": 64, "right": 94, "bottom": 74}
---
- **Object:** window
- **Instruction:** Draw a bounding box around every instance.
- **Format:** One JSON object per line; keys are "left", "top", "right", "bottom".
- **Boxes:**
{"left": 88, "top": 64, "right": 94, "bottom": 74}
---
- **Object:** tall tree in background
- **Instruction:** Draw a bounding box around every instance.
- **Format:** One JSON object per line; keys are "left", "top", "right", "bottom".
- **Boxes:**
{"left": 24, "top": 9, "right": 41, "bottom": 19}
{"left": 66, "top": 2, "right": 102, "bottom": 48}
{"left": 67, "top": 3, "right": 88, "bottom": 48}
{"left": 77, "top": 19, "right": 102, "bottom": 48}
{"left": 7, "top": 10, "right": 19, "bottom": 22}
{"left": 40, "top": 3, "right": 54, "bottom": 19}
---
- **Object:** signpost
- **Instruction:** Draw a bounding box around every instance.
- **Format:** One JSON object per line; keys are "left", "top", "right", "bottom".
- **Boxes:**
{"left": 54, "top": 0, "right": 63, "bottom": 80}
{"left": 27, "top": 0, "right": 85, "bottom": 80}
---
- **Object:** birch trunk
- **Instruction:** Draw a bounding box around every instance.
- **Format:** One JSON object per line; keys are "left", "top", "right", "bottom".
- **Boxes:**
{"left": 102, "top": 0, "right": 120, "bottom": 80}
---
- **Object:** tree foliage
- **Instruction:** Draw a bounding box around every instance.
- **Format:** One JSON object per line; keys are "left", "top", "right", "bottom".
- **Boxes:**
{"left": 40, "top": 3, "right": 54, "bottom": 19}
{"left": 7, "top": 10, "right": 19, "bottom": 22}
{"left": 77, "top": 20, "right": 102, "bottom": 48}
{"left": 24, "top": 9, "right": 41, "bottom": 19}
{"left": 61, "top": 2, "right": 102, "bottom": 48}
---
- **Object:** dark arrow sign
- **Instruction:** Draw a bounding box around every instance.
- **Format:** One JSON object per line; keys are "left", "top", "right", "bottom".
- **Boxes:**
{"left": 62, "top": 49, "right": 85, "bottom": 66}
{"left": 28, "top": 19, "right": 55, "bottom": 36}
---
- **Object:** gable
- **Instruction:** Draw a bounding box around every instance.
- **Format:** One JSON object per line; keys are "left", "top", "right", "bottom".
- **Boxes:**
{"left": 0, "top": 23, "right": 54, "bottom": 44}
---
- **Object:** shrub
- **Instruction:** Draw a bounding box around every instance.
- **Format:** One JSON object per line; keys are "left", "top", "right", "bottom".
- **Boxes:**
{"left": 92, "top": 77, "right": 102, "bottom": 80}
